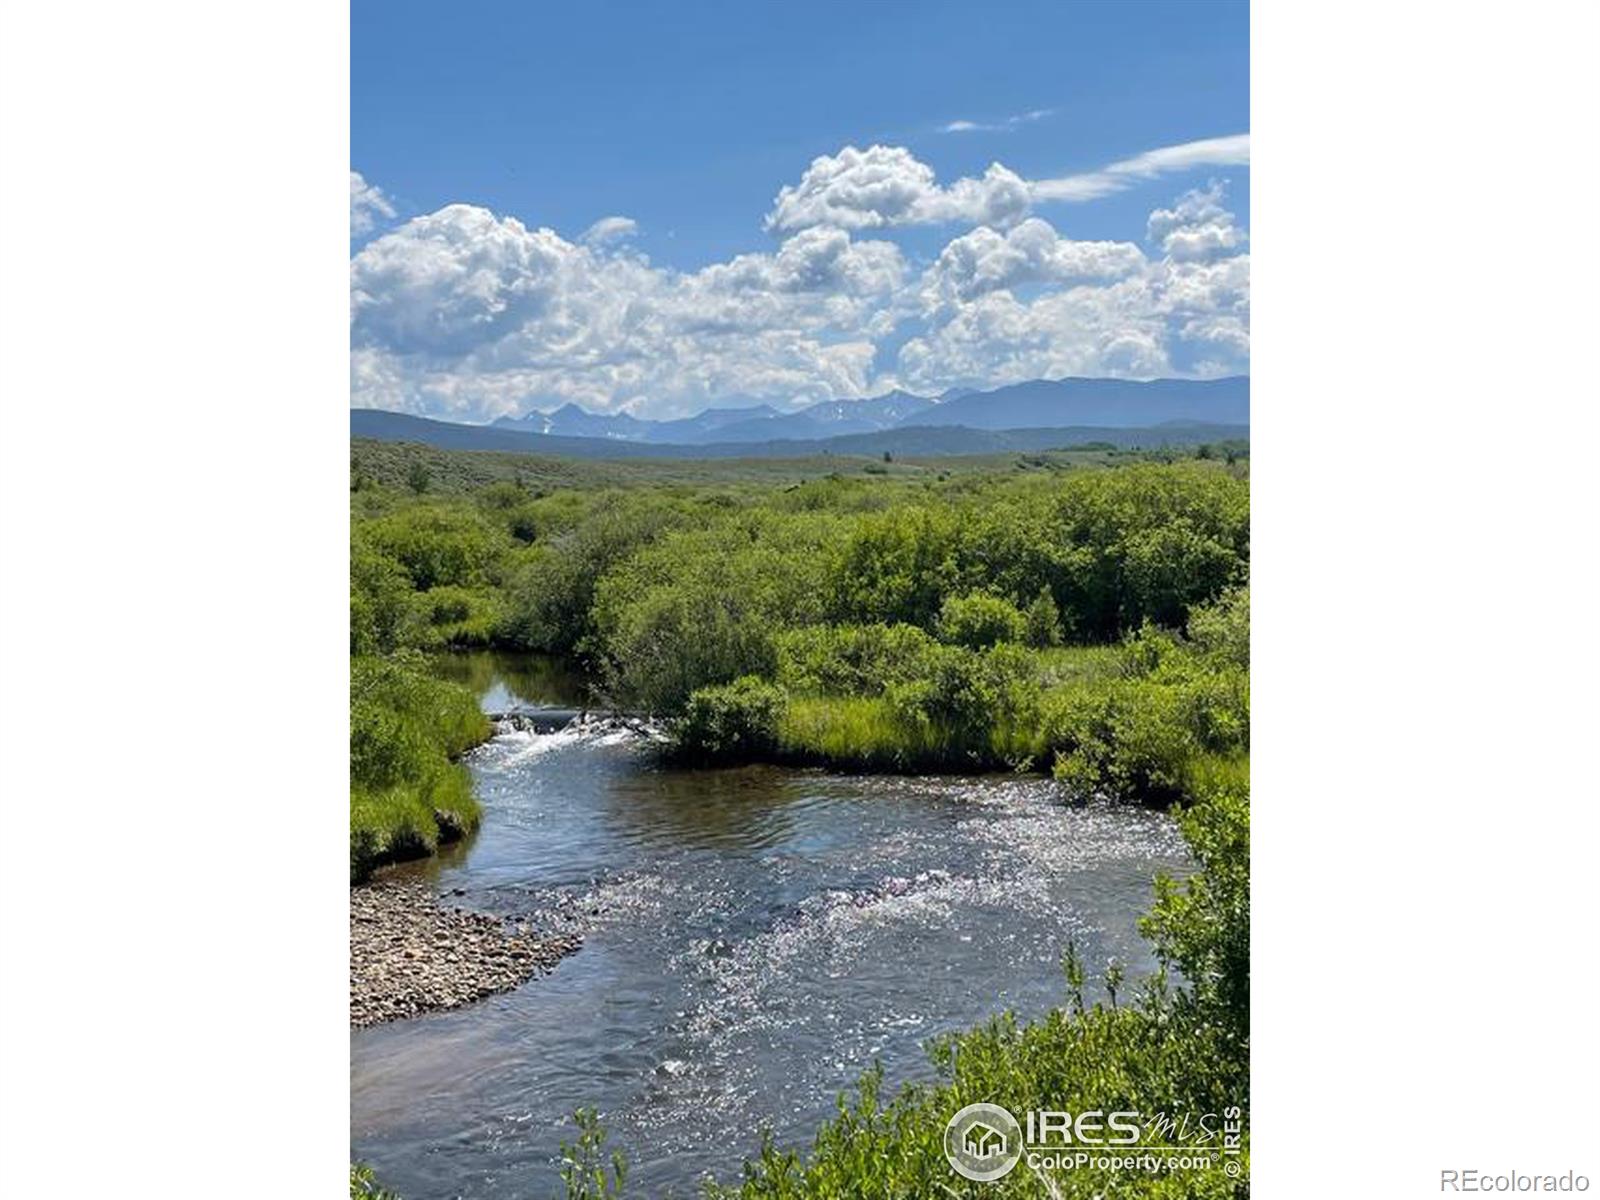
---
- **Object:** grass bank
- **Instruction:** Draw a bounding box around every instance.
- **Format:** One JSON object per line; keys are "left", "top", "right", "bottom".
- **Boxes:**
{"left": 350, "top": 652, "right": 492, "bottom": 883}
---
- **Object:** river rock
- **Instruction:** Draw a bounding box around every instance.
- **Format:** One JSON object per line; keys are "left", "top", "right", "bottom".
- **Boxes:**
{"left": 350, "top": 878, "right": 582, "bottom": 1028}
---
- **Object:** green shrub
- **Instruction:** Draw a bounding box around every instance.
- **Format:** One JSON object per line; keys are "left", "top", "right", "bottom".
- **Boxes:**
{"left": 349, "top": 654, "right": 490, "bottom": 881}
{"left": 350, "top": 542, "right": 420, "bottom": 655}
{"left": 934, "top": 591, "right": 1027, "bottom": 648}
{"left": 592, "top": 512, "right": 833, "bottom": 712}
{"left": 416, "top": 584, "right": 503, "bottom": 647}
{"left": 1023, "top": 586, "right": 1064, "bottom": 647}
{"left": 827, "top": 505, "right": 961, "bottom": 628}
{"left": 1048, "top": 678, "right": 1200, "bottom": 804}
{"left": 362, "top": 505, "right": 498, "bottom": 591}
{"left": 1144, "top": 756, "right": 1250, "bottom": 1033}
{"left": 1187, "top": 583, "right": 1249, "bottom": 669}
{"left": 350, "top": 1163, "right": 401, "bottom": 1200}
{"left": 1040, "top": 599, "right": 1250, "bottom": 804}
{"left": 500, "top": 492, "right": 689, "bottom": 655}
{"left": 774, "top": 623, "right": 941, "bottom": 697}
{"left": 671, "top": 676, "right": 788, "bottom": 763}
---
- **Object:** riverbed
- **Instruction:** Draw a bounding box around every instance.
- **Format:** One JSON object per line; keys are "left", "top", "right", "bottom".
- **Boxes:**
{"left": 350, "top": 651, "right": 1190, "bottom": 1198}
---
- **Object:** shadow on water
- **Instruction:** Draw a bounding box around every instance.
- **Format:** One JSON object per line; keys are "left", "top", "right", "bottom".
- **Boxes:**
{"left": 352, "top": 652, "right": 1192, "bottom": 1199}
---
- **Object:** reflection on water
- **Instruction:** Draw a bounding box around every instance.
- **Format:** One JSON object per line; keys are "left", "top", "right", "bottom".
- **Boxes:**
{"left": 351, "top": 655, "right": 1190, "bottom": 1198}
{"left": 428, "top": 649, "right": 594, "bottom": 713}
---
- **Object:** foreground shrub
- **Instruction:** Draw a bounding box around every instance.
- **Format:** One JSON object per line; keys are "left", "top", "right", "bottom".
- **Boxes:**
{"left": 350, "top": 1163, "right": 401, "bottom": 1200}
{"left": 1144, "top": 754, "right": 1250, "bottom": 1034}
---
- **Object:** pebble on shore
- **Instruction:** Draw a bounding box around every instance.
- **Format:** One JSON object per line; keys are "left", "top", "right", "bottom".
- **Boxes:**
{"left": 350, "top": 878, "right": 581, "bottom": 1028}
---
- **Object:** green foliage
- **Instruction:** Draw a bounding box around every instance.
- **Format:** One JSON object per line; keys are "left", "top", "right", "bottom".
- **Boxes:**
{"left": 591, "top": 511, "right": 834, "bottom": 711}
{"left": 1023, "top": 586, "right": 1064, "bottom": 647}
{"left": 774, "top": 623, "right": 941, "bottom": 698}
{"left": 1046, "top": 678, "right": 1202, "bottom": 805}
{"left": 350, "top": 1163, "right": 401, "bottom": 1200}
{"left": 558, "top": 1109, "right": 628, "bottom": 1200}
{"left": 676, "top": 591, "right": 1248, "bottom": 782}
{"left": 500, "top": 492, "right": 689, "bottom": 656}
{"left": 1045, "top": 463, "right": 1249, "bottom": 638}
{"left": 1144, "top": 755, "right": 1251, "bottom": 1035}
{"left": 416, "top": 584, "right": 504, "bottom": 648}
{"left": 934, "top": 590, "right": 1027, "bottom": 648}
{"left": 670, "top": 676, "right": 788, "bottom": 763}
{"left": 1042, "top": 615, "right": 1250, "bottom": 805}
{"left": 351, "top": 541, "right": 421, "bottom": 656}
{"left": 361, "top": 506, "right": 498, "bottom": 591}
{"left": 406, "top": 458, "right": 431, "bottom": 495}
{"left": 883, "top": 643, "right": 1031, "bottom": 755}
{"left": 1187, "top": 583, "right": 1249, "bottom": 669}
{"left": 349, "top": 653, "right": 491, "bottom": 882}
{"left": 827, "top": 505, "right": 961, "bottom": 627}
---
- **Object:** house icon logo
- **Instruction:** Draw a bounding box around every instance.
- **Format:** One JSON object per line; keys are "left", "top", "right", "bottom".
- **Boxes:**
{"left": 944, "top": 1102, "right": 1023, "bottom": 1181}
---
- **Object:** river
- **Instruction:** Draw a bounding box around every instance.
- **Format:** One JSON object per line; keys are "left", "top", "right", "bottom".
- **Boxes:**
{"left": 350, "top": 651, "right": 1190, "bottom": 1198}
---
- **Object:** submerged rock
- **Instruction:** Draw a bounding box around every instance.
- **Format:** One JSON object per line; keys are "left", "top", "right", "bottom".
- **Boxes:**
{"left": 350, "top": 878, "right": 581, "bottom": 1028}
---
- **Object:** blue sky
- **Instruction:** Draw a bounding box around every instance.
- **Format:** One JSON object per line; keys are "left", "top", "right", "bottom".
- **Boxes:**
{"left": 351, "top": 0, "right": 1249, "bottom": 420}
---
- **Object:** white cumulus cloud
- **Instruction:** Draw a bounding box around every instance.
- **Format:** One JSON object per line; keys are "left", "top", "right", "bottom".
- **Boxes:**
{"left": 919, "top": 218, "right": 1147, "bottom": 312}
{"left": 898, "top": 184, "right": 1250, "bottom": 391}
{"left": 351, "top": 153, "right": 1249, "bottom": 420}
{"left": 765, "top": 145, "right": 1031, "bottom": 233}
{"left": 766, "top": 135, "right": 1249, "bottom": 233}
{"left": 1146, "top": 181, "right": 1247, "bottom": 261}
{"left": 350, "top": 205, "right": 906, "bottom": 419}
{"left": 350, "top": 170, "right": 397, "bottom": 237}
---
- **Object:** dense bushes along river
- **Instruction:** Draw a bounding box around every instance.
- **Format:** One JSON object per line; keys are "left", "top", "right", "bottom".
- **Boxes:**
{"left": 350, "top": 456, "right": 1248, "bottom": 878}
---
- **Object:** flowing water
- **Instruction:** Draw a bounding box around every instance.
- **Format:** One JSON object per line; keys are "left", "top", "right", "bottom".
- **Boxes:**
{"left": 350, "top": 652, "right": 1190, "bottom": 1197}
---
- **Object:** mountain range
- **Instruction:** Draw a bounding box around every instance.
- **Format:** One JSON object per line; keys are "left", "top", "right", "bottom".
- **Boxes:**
{"left": 480, "top": 377, "right": 1246, "bottom": 446}
{"left": 351, "top": 410, "right": 1248, "bottom": 460}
